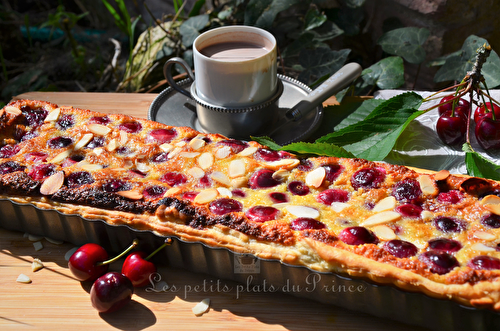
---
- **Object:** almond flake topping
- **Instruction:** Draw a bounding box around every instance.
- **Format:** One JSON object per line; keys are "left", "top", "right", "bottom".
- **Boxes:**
{"left": 49, "top": 149, "right": 72, "bottom": 164}
{"left": 189, "top": 137, "right": 206, "bottom": 150}
{"left": 238, "top": 146, "right": 258, "bottom": 157}
{"left": 44, "top": 108, "right": 61, "bottom": 122}
{"left": 361, "top": 211, "right": 401, "bottom": 227}
{"left": 210, "top": 171, "right": 231, "bottom": 186}
{"left": 40, "top": 171, "right": 64, "bottom": 195}
{"left": 74, "top": 133, "right": 93, "bottom": 151}
{"left": 372, "top": 196, "right": 397, "bottom": 213}
{"left": 215, "top": 146, "right": 232, "bottom": 159}
{"left": 180, "top": 152, "right": 200, "bottom": 158}
{"left": 480, "top": 195, "right": 500, "bottom": 216}
{"left": 194, "top": 189, "right": 218, "bottom": 204}
{"left": 418, "top": 175, "right": 438, "bottom": 196}
{"left": 136, "top": 162, "right": 150, "bottom": 173}
{"left": 474, "top": 231, "right": 496, "bottom": 241}
{"left": 88, "top": 123, "right": 111, "bottom": 136}
{"left": 5, "top": 106, "right": 22, "bottom": 115}
{"left": 434, "top": 169, "right": 450, "bottom": 181}
{"left": 471, "top": 243, "right": 496, "bottom": 252}
{"left": 198, "top": 152, "right": 214, "bottom": 170}
{"left": 285, "top": 205, "right": 320, "bottom": 219}
{"left": 106, "top": 138, "right": 119, "bottom": 152}
{"left": 330, "top": 202, "right": 349, "bottom": 213}
{"left": 168, "top": 147, "right": 182, "bottom": 159}
{"left": 229, "top": 159, "right": 246, "bottom": 178}
{"left": 272, "top": 169, "right": 290, "bottom": 181}
{"left": 79, "top": 164, "right": 104, "bottom": 172}
{"left": 262, "top": 159, "right": 300, "bottom": 170}
{"left": 187, "top": 167, "right": 205, "bottom": 179}
{"left": 164, "top": 187, "right": 181, "bottom": 197}
{"left": 119, "top": 131, "right": 128, "bottom": 145}
{"left": 230, "top": 177, "right": 247, "bottom": 188}
{"left": 160, "top": 143, "right": 174, "bottom": 153}
{"left": 421, "top": 210, "right": 434, "bottom": 220}
{"left": 371, "top": 225, "right": 397, "bottom": 240}
{"left": 305, "top": 167, "right": 326, "bottom": 188}
{"left": 116, "top": 190, "right": 143, "bottom": 200}
{"left": 217, "top": 187, "right": 233, "bottom": 198}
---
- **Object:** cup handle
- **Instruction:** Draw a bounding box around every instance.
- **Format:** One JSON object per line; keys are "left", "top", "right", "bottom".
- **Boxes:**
{"left": 163, "top": 57, "right": 195, "bottom": 99}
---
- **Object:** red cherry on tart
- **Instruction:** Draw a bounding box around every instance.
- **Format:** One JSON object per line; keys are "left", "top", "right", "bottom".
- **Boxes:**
{"left": 437, "top": 95, "right": 470, "bottom": 117}
{"left": 436, "top": 110, "right": 467, "bottom": 146}
{"left": 90, "top": 272, "right": 134, "bottom": 313}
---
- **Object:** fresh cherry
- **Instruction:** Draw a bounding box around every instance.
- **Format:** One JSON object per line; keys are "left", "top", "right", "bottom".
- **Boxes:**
{"left": 68, "top": 240, "right": 138, "bottom": 282}
{"left": 90, "top": 272, "right": 134, "bottom": 313}
{"left": 436, "top": 110, "right": 467, "bottom": 146}
{"left": 122, "top": 238, "right": 172, "bottom": 287}
{"left": 475, "top": 113, "right": 500, "bottom": 150}
{"left": 438, "top": 95, "right": 470, "bottom": 117}
{"left": 473, "top": 102, "right": 500, "bottom": 123}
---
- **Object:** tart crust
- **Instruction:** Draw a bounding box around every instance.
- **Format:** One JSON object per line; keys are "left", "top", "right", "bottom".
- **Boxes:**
{"left": 2, "top": 99, "right": 500, "bottom": 311}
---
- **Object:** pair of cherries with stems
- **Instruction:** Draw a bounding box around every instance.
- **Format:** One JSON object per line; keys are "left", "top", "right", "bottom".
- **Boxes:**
{"left": 431, "top": 44, "right": 500, "bottom": 150}
{"left": 68, "top": 238, "right": 172, "bottom": 313}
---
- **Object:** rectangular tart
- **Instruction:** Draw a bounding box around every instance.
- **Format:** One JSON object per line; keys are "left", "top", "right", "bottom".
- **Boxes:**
{"left": 2, "top": 99, "right": 500, "bottom": 313}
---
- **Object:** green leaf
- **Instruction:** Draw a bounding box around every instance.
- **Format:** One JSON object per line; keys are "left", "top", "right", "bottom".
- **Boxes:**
{"left": 304, "top": 7, "right": 327, "bottom": 31}
{"left": 189, "top": 0, "right": 206, "bottom": 17}
{"left": 250, "top": 136, "right": 282, "bottom": 150}
{"left": 316, "top": 92, "right": 423, "bottom": 160}
{"left": 179, "top": 14, "right": 209, "bottom": 47}
{"left": 361, "top": 56, "right": 404, "bottom": 89}
{"left": 434, "top": 35, "right": 500, "bottom": 88}
{"left": 280, "top": 142, "right": 356, "bottom": 158}
{"left": 463, "top": 143, "right": 500, "bottom": 180}
{"left": 334, "top": 98, "right": 385, "bottom": 131}
{"left": 297, "top": 47, "right": 350, "bottom": 85}
{"left": 377, "top": 27, "right": 430, "bottom": 64}
{"left": 244, "top": 0, "right": 301, "bottom": 29}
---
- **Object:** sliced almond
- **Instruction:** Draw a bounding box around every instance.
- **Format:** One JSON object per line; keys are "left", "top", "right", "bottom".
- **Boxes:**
{"left": 418, "top": 175, "right": 438, "bottom": 196}
{"left": 136, "top": 162, "right": 150, "bottom": 173}
{"left": 106, "top": 138, "right": 119, "bottom": 152}
{"left": 471, "top": 242, "right": 496, "bottom": 252}
{"left": 371, "top": 225, "right": 397, "bottom": 240}
{"left": 421, "top": 210, "right": 434, "bottom": 220}
{"left": 262, "top": 159, "right": 300, "bottom": 170}
{"left": 434, "top": 169, "right": 450, "bottom": 181}
{"left": 79, "top": 164, "right": 104, "bottom": 172}
{"left": 119, "top": 131, "right": 128, "bottom": 145}
{"left": 215, "top": 146, "right": 232, "bottom": 159}
{"left": 93, "top": 147, "right": 104, "bottom": 156}
{"left": 28, "top": 234, "right": 43, "bottom": 242}
{"left": 49, "top": 149, "right": 72, "bottom": 164}
{"left": 210, "top": 171, "right": 231, "bottom": 186}
{"left": 33, "top": 241, "right": 43, "bottom": 251}
{"left": 285, "top": 205, "right": 320, "bottom": 219}
{"left": 198, "top": 152, "right": 214, "bottom": 170}
{"left": 5, "top": 106, "right": 22, "bottom": 115}
{"left": 480, "top": 195, "right": 500, "bottom": 215}
{"left": 32, "top": 258, "right": 44, "bottom": 272}
{"left": 305, "top": 167, "right": 326, "bottom": 188}
{"left": 187, "top": 167, "right": 205, "bottom": 179}
{"left": 180, "top": 152, "right": 200, "bottom": 158}
{"left": 272, "top": 169, "right": 290, "bottom": 181}
{"left": 192, "top": 298, "right": 210, "bottom": 316}
{"left": 372, "top": 196, "right": 397, "bottom": 213}
{"left": 330, "top": 202, "right": 349, "bottom": 213}
{"left": 44, "top": 108, "right": 61, "bottom": 122}
{"left": 40, "top": 171, "right": 64, "bottom": 195}
{"left": 474, "top": 231, "right": 496, "bottom": 241}
{"left": 229, "top": 159, "right": 246, "bottom": 178}
{"left": 164, "top": 187, "right": 181, "bottom": 197}
{"left": 362, "top": 211, "right": 401, "bottom": 227}
{"left": 194, "top": 189, "right": 218, "bottom": 204}
{"left": 88, "top": 123, "right": 111, "bottom": 136}
{"left": 230, "top": 177, "right": 248, "bottom": 188}
{"left": 217, "top": 187, "right": 232, "bottom": 198}
{"left": 189, "top": 137, "right": 206, "bottom": 150}
{"left": 176, "top": 141, "right": 187, "bottom": 147}
{"left": 168, "top": 147, "right": 182, "bottom": 159}
{"left": 116, "top": 190, "right": 143, "bottom": 200}
{"left": 74, "top": 133, "right": 93, "bottom": 151}
{"left": 160, "top": 143, "right": 174, "bottom": 153}
{"left": 238, "top": 146, "right": 258, "bottom": 157}
{"left": 16, "top": 274, "right": 32, "bottom": 284}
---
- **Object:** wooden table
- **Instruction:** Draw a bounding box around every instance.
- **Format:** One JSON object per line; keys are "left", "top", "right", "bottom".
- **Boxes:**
{"left": 0, "top": 91, "right": 429, "bottom": 330}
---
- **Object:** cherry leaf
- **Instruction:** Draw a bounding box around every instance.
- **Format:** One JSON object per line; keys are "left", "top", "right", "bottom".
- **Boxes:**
{"left": 279, "top": 142, "right": 355, "bottom": 158}
{"left": 463, "top": 143, "right": 500, "bottom": 180}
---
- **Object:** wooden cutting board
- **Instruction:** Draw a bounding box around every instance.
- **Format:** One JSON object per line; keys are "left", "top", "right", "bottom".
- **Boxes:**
{"left": 0, "top": 92, "right": 428, "bottom": 330}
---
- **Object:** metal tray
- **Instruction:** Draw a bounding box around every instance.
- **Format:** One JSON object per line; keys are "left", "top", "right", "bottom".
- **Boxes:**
{"left": 148, "top": 74, "right": 324, "bottom": 146}
{"left": 1, "top": 197, "right": 500, "bottom": 331}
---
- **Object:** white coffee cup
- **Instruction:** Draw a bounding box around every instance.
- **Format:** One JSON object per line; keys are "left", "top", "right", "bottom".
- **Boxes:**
{"left": 192, "top": 25, "right": 278, "bottom": 107}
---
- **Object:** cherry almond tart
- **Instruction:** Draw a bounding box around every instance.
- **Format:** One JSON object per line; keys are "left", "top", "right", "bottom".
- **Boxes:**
{"left": 2, "top": 99, "right": 500, "bottom": 311}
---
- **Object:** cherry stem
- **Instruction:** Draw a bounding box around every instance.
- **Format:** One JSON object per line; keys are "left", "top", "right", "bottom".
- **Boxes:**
{"left": 145, "top": 238, "right": 172, "bottom": 261}
{"left": 96, "top": 239, "right": 139, "bottom": 266}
